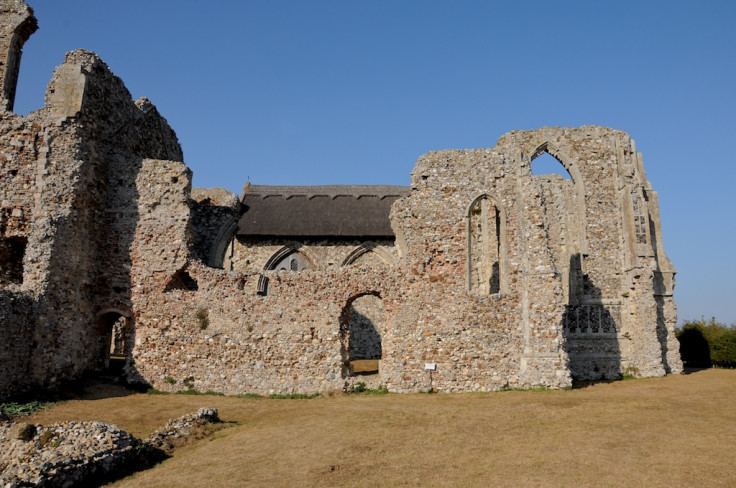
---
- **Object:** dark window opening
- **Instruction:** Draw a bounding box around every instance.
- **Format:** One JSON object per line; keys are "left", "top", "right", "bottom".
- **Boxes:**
{"left": 164, "top": 269, "right": 198, "bottom": 291}
{"left": 0, "top": 236, "right": 26, "bottom": 285}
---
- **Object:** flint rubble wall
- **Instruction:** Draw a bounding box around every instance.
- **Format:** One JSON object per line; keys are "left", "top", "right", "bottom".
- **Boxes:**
{"left": 0, "top": 1, "right": 681, "bottom": 400}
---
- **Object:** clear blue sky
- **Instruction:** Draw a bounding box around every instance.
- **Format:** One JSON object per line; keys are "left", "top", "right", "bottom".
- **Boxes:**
{"left": 13, "top": 1, "right": 736, "bottom": 325}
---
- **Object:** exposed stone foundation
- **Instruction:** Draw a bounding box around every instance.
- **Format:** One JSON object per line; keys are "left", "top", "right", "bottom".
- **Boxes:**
{"left": 0, "top": 407, "right": 221, "bottom": 487}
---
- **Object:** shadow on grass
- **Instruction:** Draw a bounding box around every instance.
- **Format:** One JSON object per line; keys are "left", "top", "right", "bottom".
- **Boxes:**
{"left": 570, "top": 378, "right": 622, "bottom": 389}
{"left": 682, "top": 366, "right": 711, "bottom": 375}
{"left": 4, "top": 374, "right": 149, "bottom": 406}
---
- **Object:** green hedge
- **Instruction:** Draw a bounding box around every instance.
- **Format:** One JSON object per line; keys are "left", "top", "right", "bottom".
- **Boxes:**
{"left": 676, "top": 318, "right": 736, "bottom": 368}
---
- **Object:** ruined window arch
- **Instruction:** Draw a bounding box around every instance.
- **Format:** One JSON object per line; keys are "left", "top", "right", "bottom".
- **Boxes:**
{"left": 273, "top": 249, "right": 312, "bottom": 272}
{"left": 467, "top": 195, "right": 506, "bottom": 295}
{"left": 263, "top": 245, "right": 316, "bottom": 273}
{"left": 531, "top": 151, "right": 571, "bottom": 179}
{"left": 529, "top": 142, "right": 580, "bottom": 183}
{"left": 527, "top": 141, "right": 588, "bottom": 257}
{"left": 208, "top": 221, "right": 238, "bottom": 269}
{"left": 341, "top": 242, "right": 397, "bottom": 267}
{"left": 257, "top": 245, "right": 317, "bottom": 295}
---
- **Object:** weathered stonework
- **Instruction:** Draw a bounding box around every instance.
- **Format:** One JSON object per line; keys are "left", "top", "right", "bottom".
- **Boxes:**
{"left": 0, "top": 2, "right": 681, "bottom": 400}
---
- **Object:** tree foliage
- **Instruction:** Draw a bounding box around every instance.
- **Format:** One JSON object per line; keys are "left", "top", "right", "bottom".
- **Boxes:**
{"left": 676, "top": 318, "right": 736, "bottom": 368}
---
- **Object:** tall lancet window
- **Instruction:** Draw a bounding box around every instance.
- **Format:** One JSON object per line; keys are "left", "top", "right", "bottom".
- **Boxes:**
{"left": 468, "top": 195, "right": 504, "bottom": 294}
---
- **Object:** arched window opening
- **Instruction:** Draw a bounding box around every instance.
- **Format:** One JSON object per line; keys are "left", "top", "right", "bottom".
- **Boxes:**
{"left": 273, "top": 250, "right": 311, "bottom": 273}
{"left": 531, "top": 151, "right": 572, "bottom": 179}
{"left": 468, "top": 196, "right": 505, "bottom": 294}
{"left": 341, "top": 243, "right": 396, "bottom": 267}
{"left": 258, "top": 247, "right": 315, "bottom": 296}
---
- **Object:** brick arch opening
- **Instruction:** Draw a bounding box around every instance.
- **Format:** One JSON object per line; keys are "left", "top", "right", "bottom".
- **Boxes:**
{"left": 339, "top": 291, "right": 383, "bottom": 379}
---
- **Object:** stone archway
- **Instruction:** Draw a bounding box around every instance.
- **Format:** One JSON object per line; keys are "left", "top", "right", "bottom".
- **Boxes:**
{"left": 340, "top": 292, "right": 384, "bottom": 379}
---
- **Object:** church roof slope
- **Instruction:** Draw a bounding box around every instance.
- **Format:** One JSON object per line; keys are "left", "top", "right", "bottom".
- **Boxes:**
{"left": 237, "top": 184, "right": 410, "bottom": 238}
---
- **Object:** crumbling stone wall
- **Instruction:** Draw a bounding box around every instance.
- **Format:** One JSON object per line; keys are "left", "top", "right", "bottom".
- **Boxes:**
{"left": 0, "top": 1, "right": 188, "bottom": 399}
{"left": 190, "top": 187, "right": 240, "bottom": 266}
{"left": 0, "top": 1, "right": 681, "bottom": 400}
{"left": 135, "top": 127, "right": 679, "bottom": 395}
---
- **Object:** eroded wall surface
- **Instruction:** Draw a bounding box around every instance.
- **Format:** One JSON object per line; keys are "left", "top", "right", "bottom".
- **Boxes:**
{"left": 0, "top": 12, "right": 188, "bottom": 398}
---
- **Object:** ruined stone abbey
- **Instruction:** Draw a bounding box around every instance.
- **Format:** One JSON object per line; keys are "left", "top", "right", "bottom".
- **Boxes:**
{"left": 0, "top": 1, "right": 682, "bottom": 400}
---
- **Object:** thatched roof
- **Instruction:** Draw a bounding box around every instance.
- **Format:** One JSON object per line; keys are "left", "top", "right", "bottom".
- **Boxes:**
{"left": 237, "top": 185, "right": 410, "bottom": 237}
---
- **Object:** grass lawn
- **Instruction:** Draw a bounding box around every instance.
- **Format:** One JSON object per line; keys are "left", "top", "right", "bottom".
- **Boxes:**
{"left": 23, "top": 369, "right": 736, "bottom": 487}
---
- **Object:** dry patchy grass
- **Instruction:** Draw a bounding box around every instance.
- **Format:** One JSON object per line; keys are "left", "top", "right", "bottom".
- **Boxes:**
{"left": 24, "top": 369, "right": 736, "bottom": 487}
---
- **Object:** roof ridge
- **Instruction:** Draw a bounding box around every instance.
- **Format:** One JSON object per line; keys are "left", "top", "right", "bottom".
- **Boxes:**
{"left": 244, "top": 184, "right": 410, "bottom": 200}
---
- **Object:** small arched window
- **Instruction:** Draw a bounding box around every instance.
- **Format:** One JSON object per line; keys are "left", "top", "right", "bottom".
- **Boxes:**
{"left": 272, "top": 249, "right": 312, "bottom": 273}
{"left": 257, "top": 246, "right": 315, "bottom": 295}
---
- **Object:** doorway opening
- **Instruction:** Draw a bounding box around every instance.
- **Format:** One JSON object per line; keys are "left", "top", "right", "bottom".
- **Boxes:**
{"left": 340, "top": 292, "right": 384, "bottom": 377}
{"left": 96, "top": 311, "right": 132, "bottom": 376}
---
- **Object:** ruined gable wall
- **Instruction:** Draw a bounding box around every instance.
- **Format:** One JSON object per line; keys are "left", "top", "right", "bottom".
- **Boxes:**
{"left": 496, "top": 126, "right": 682, "bottom": 379}
{"left": 388, "top": 147, "right": 560, "bottom": 391}
{"left": 381, "top": 126, "right": 680, "bottom": 390}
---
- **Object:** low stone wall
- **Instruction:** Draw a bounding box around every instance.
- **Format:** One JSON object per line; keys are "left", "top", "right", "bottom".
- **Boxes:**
{"left": 0, "top": 407, "right": 220, "bottom": 487}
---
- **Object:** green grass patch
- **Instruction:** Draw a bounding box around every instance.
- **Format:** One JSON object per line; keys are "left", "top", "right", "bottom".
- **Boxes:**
{"left": 234, "top": 393, "right": 262, "bottom": 399}
{"left": 500, "top": 385, "right": 552, "bottom": 392}
{"left": 173, "top": 389, "right": 226, "bottom": 396}
{"left": 349, "top": 382, "right": 389, "bottom": 395}
{"left": 146, "top": 388, "right": 171, "bottom": 395}
{"left": 267, "top": 393, "right": 320, "bottom": 399}
{"left": 1, "top": 400, "right": 56, "bottom": 417}
{"left": 175, "top": 389, "right": 203, "bottom": 395}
